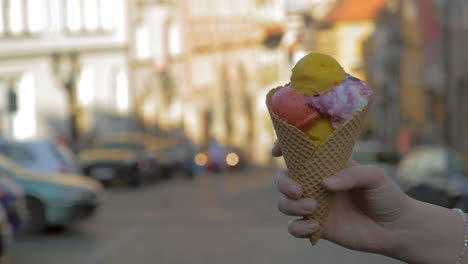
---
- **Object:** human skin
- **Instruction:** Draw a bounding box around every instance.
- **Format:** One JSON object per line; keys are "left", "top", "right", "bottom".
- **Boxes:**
{"left": 272, "top": 142, "right": 466, "bottom": 264}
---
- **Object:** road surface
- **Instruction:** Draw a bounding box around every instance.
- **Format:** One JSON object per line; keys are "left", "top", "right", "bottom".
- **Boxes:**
{"left": 11, "top": 167, "right": 403, "bottom": 264}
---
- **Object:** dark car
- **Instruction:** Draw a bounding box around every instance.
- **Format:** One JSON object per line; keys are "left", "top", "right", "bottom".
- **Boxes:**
{"left": 78, "top": 148, "right": 146, "bottom": 186}
{"left": 92, "top": 133, "right": 160, "bottom": 182}
{"left": 148, "top": 137, "right": 199, "bottom": 179}
{"left": 396, "top": 146, "right": 468, "bottom": 210}
{"left": 194, "top": 141, "right": 247, "bottom": 173}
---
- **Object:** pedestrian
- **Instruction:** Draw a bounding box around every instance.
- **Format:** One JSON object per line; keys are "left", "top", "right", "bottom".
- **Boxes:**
{"left": 272, "top": 142, "right": 468, "bottom": 264}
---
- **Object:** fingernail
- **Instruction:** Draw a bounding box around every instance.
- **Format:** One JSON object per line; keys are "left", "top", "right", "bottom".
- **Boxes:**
{"left": 323, "top": 177, "right": 339, "bottom": 187}
{"left": 304, "top": 200, "right": 316, "bottom": 214}
{"left": 307, "top": 222, "right": 319, "bottom": 231}
{"left": 288, "top": 185, "right": 301, "bottom": 197}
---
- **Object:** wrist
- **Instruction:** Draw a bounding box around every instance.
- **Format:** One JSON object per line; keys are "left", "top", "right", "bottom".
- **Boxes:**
{"left": 388, "top": 198, "right": 463, "bottom": 264}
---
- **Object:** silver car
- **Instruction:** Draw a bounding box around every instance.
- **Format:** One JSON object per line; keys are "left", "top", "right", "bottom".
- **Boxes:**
{"left": 396, "top": 146, "right": 468, "bottom": 210}
{"left": 0, "top": 140, "right": 80, "bottom": 174}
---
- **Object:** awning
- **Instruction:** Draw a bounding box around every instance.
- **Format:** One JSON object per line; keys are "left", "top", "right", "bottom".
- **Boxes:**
{"left": 321, "top": 0, "right": 387, "bottom": 23}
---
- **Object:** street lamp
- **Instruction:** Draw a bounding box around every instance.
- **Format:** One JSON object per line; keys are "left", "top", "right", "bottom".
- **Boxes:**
{"left": 51, "top": 53, "right": 81, "bottom": 150}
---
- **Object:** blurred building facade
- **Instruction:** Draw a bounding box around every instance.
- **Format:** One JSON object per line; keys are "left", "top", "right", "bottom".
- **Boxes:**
{"left": 365, "top": 1, "right": 403, "bottom": 152}
{"left": 313, "top": 0, "right": 387, "bottom": 80}
{"left": 366, "top": 0, "right": 468, "bottom": 152}
{"left": 131, "top": 0, "right": 289, "bottom": 164}
{"left": 0, "top": 0, "right": 131, "bottom": 145}
{"left": 303, "top": 0, "right": 388, "bottom": 138}
{"left": 289, "top": 0, "right": 468, "bottom": 154}
{"left": 0, "top": 0, "right": 288, "bottom": 165}
{"left": 443, "top": 0, "right": 468, "bottom": 151}
{"left": 398, "top": 0, "right": 468, "bottom": 150}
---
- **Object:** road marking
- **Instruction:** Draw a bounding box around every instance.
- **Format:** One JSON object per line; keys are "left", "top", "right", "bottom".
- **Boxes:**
{"left": 80, "top": 225, "right": 142, "bottom": 264}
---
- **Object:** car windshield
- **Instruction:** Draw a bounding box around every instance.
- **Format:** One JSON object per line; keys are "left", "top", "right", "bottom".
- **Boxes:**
{"left": 0, "top": 144, "right": 36, "bottom": 163}
{"left": 100, "top": 142, "right": 145, "bottom": 152}
{"left": 50, "top": 143, "right": 76, "bottom": 167}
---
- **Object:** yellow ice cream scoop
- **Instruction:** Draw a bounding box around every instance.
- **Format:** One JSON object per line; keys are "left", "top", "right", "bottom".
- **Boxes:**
{"left": 305, "top": 118, "right": 334, "bottom": 146}
{"left": 291, "top": 53, "right": 346, "bottom": 97}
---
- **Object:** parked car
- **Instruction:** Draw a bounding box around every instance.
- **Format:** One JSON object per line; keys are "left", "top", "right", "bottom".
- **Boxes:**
{"left": 147, "top": 136, "right": 198, "bottom": 179}
{"left": 0, "top": 140, "right": 80, "bottom": 174}
{"left": 194, "top": 141, "right": 246, "bottom": 173}
{"left": 78, "top": 148, "right": 147, "bottom": 186}
{"left": 0, "top": 206, "right": 12, "bottom": 264}
{"left": 0, "top": 174, "right": 28, "bottom": 233}
{"left": 396, "top": 146, "right": 468, "bottom": 210}
{"left": 91, "top": 133, "right": 160, "bottom": 181}
{"left": 0, "top": 155, "right": 103, "bottom": 232}
{"left": 351, "top": 141, "right": 400, "bottom": 179}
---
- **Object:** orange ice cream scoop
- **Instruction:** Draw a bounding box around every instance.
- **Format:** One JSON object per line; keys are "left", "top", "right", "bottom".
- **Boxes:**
{"left": 305, "top": 118, "right": 334, "bottom": 145}
{"left": 270, "top": 85, "right": 321, "bottom": 131}
{"left": 291, "top": 53, "right": 346, "bottom": 97}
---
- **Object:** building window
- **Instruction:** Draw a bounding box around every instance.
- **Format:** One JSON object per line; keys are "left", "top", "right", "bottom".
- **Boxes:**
{"left": 8, "top": 0, "right": 25, "bottom": 35}
{"left": 27, "top": 0, "right": 46, "bottom": 34}
{"left": 66, "top": 0, "right": 83, "bottom": 33}
{"left": 115, "top": 69, "right": 129, "bottom": 114}
{"left": 135, "top": 25, "right": 151, "bottom": 60}
{"left": 0, "top": 0, "right": 4, "bottom": 36}
{"left": 13, "top": 73, "right": 37, "bottom": 140}
{"left": 83, "top": 0, "right": 99, "bottom": 31}
{"left": 65, "top": 0, "right": 116, "bottom": 34}
{"left": 0, "top": 0, "right": 48, "bottom": 37}
{"left": 99, "top": 0, "right": 115, "bottom": 31}
{"left": 77, "top": 68, "right": 94, "bottom": 106}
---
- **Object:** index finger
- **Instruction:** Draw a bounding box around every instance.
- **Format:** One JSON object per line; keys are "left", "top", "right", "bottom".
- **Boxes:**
{"left": 275, "top": 170, "right": 303, "bottom": 199}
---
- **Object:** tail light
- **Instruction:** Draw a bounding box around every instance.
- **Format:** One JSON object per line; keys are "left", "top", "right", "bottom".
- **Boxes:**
{"left": 0, "top": 190, "right": 8, "bottom": 200}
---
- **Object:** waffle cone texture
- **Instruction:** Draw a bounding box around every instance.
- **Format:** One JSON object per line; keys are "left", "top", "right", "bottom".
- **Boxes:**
{"left": 266, "top": 84, "right": 371, "bottom": 245}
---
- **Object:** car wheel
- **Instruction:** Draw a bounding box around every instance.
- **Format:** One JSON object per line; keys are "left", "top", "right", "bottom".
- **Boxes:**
{"left": 158, "top": 167, "right": 171, "bottom": 180}
{"left": 185, "top": 167, "right": 194, "bottom": 179}
{"left": 45, "top": 225, "right": 67, "bottom": 233}
{"left": 25, "top": 197, "right": 46, "bottom": 233}
{"left": 129, "top": 166, "right": 142, "bottom": 187}
{"left": 452, "top": 198, "right": 468, "bottom": 211}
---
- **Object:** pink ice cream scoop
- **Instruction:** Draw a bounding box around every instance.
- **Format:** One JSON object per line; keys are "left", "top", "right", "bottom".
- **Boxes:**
{"left": 270, "top": 86, "right": 321, "bottom": 131}
{"left": 304, "top": 75, "right": 373, "bottom": 128}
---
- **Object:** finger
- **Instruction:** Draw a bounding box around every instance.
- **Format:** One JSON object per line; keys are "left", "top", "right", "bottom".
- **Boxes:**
{"left": 288, "top": 219, "right": 319, "bottom": 238}
{"left": 271, "top": 140, "right": 282, "bottom": 157}
{"left": 278, "top": 195, "right": 316, "bottom": 216}
{"left": 275, "top": 170, "right": 303, "bottom": 199}
{"left": 322, "top": 165, "right": 385, "bottom": 192}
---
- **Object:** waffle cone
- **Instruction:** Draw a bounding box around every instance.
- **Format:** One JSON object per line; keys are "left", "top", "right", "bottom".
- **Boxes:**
{"left": 266, "top": 84, "right": 371, "bottom": 245}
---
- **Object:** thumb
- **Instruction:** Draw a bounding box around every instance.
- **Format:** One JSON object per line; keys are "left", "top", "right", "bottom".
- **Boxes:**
{"left": 322, "top": 165, "right": 384, "bottom": 192}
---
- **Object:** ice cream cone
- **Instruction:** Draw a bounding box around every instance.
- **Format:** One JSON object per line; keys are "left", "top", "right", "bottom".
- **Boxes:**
{"left": 266, "top": 84, "right": 371, "bottom": 245}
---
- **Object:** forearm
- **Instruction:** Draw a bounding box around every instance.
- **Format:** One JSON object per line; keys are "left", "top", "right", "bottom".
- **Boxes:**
{"left": 387, "top": 198, "right": 465, "bottom": 264}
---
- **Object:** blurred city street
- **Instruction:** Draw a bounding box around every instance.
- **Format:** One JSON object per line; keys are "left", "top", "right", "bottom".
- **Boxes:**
{"left": 11, "top": 168, "right": 401, "bottom": 264}
{"left": 0, "top": 0, "right": 467, "bottom": 262}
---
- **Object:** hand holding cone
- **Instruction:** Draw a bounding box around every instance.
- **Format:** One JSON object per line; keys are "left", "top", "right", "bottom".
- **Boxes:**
{"left": 266, "top": 53, "right": 373, "bottom": 245}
